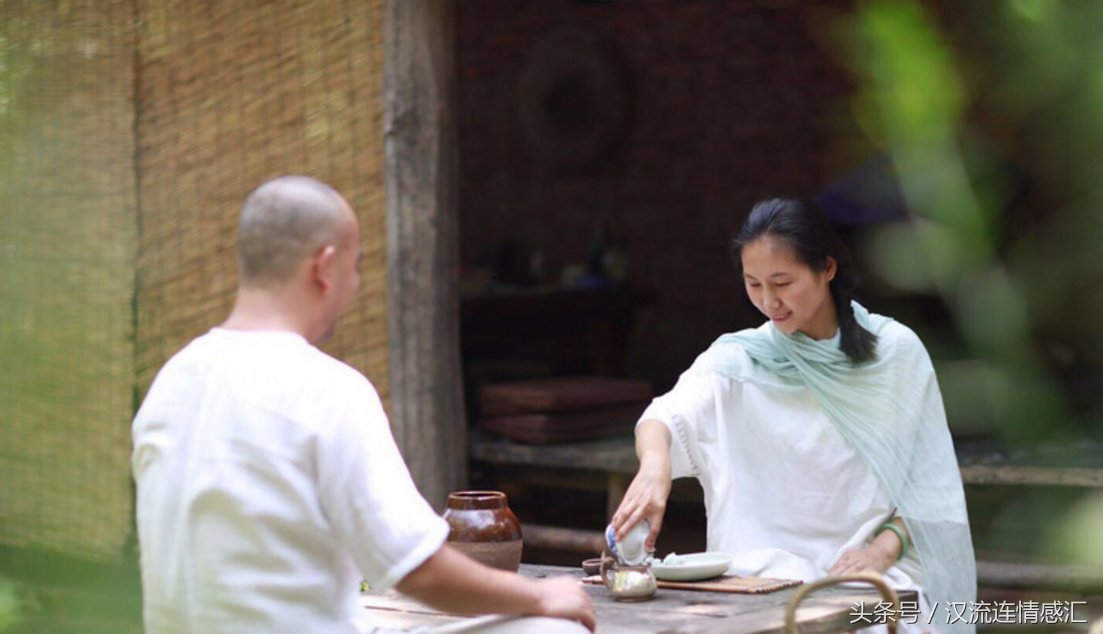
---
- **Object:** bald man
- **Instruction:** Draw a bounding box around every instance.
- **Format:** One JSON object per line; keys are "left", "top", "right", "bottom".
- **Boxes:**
{"left": 132, "top": 177, "right": 594, "bottom": 634}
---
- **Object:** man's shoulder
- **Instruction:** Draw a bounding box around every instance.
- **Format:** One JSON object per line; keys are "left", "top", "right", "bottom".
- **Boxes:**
{"left": 308, "top": 348, "right": 377, "bottom": 393}
{"left": 145, "top": 331, "right": 218, "bottom": 383}
{"left": 284, "top": 347, "right": 389, "bottom": 421}
{"left": 151, "top": 330, "right": 378, "bottom": 398}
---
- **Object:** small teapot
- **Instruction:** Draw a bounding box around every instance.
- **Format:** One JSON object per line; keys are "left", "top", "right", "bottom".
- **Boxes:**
{"left": 599, "top": 554, "right": 657, "bottom": 602}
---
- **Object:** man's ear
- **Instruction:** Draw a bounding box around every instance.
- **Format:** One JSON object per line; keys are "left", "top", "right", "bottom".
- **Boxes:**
{"left": 312, "top": 244, "right": 338, "bottom": 292}
{"left": 824, "top": 256, "right": 837, "bottom": 283}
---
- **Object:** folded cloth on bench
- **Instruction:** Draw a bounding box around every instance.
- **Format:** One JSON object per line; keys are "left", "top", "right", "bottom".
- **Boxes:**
{"left": 479, "top": 376, "right": 652, "bottom": 417}
{"left": 478, "top": 401, "right": 648, "bottom": 444}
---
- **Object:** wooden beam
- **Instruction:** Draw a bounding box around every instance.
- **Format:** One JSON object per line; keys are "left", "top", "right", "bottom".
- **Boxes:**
{"left": 961, "top": 465, "right": 1103, "bottom": 488}
{"left": 383, "top": 0, "right": 464, "bottom": 510}
{"left": 522, "top": 524, "right": 606, "bottom": 555}
{"left": 977, "top": 559, "right": 1103, "bottom": 592}
{"left": 469, "top": 431, "right": 640, "bottom": 474}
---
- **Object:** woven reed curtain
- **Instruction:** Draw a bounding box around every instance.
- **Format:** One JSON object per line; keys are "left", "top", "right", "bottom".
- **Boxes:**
{"left": 0, "top": 0, "right": 388, "bottom": 563}
{"left": 0, "top": 0, "right": 138, "bottom": 560}
{"left": 134, "top": 0, "right": 389, "bottom": 398}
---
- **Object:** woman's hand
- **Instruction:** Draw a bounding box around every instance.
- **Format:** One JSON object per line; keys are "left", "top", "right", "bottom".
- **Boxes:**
{"left": 610, "top": 448, "right": 671, "bottom": 552}
{"left": 828, "top": 544, "right": 896, "bottom": 576}
{"left": 830, "top": 518, "right": 907, "bottom": 576}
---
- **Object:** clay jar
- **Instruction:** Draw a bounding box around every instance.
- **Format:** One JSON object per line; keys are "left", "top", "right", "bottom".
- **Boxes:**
{"left": 443, "top": 490, "right": 523, "bottom": 572}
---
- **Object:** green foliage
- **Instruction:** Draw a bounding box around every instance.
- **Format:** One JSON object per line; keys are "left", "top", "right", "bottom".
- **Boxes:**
{"left": 835, "top": 0, "right": 1084, "bottom": 443}
{"left": 1046, "top": 492, "right": 1103, "bottom": 567}
{"left": 835, "top": 0, "right": 1103, "bottom": 563}
{"left": 0, "top": 577, "right": 22, "bottom": 633}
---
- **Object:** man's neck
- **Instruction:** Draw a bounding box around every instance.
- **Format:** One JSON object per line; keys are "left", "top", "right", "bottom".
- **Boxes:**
{"left": 221, "top": 286, "right": 315, "bottom": 341}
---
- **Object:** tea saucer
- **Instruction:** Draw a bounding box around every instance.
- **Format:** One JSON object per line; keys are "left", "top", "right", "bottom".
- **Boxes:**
{"left": 651, "top": 552, "right": 732, "bottom": 581}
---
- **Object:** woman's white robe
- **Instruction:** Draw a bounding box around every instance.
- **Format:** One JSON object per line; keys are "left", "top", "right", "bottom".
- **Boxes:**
{"left": 641, "top": 331, "right": 934, "bottom": 629}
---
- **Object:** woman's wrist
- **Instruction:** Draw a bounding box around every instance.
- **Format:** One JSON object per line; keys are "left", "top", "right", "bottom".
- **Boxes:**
{"left": 638, "top": 447, "right": 669, "bottom": 466}
{"left": 875, "top": 523, "right": 908, "bottom": 561}
{"left": 637, "top": 449, "right": 671, "bottom": 481}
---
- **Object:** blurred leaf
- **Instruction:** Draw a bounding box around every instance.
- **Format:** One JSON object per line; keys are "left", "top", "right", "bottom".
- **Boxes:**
{"left": 937, "top": 359, "right": 1007, "bottom": 437}
{"left": 846, "top": 0, "right": 964, "bottom": 143}
{"left": 861, "top": 221, "right": 934, "bottom": 292}
{"left": 1046, "top": 493, "right": 1103, "bottom": 566}
{"left": 1010, "top": 0, "right": 1049, "bottom": 24}
{"left": 954, "top": 266, "right": 1029, "bottom": 362}
{"left": 0, "top": 577, "right": 21, "bottom": 633}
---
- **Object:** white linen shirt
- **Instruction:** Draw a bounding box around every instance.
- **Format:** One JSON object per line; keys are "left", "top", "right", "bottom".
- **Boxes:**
{"left": 132, "top": 329, "right": 449, "bottom": 634}
{"left": 642, "top": 334, "right": 924, "bottom": 590}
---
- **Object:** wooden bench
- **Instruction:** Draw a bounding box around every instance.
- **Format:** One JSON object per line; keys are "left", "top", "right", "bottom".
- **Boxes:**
{"left": 468, "top": 430, "right": 637, "bottom": 553}
{"left": 471, "top": 433, "right": 1103, "bottom": 500}
{"left": 955, "top": 439, "right": 1103, "bottom": 592}
{"left": 976, "top": 561, "right": 1103, "bottom": 594}
{"left": 955, "top": 437, "right": 1103, "bottom": 488}
{"left": 470, "top": 431, "right": 1103, "bottom": 590}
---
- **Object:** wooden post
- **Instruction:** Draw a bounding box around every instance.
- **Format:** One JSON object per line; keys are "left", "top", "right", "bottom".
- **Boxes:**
{"left": 383, "top": 0, "right": 465, "bottom": 510}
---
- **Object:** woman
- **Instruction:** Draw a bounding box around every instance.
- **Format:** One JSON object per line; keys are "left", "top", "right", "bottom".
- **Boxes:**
{"left": 611, "top": 198, "right": 975, "bottom": 633}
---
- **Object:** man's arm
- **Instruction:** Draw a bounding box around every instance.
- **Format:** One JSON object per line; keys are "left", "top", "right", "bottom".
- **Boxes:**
{"left": 396, "top": 544, "right": 596, "bottom": 632}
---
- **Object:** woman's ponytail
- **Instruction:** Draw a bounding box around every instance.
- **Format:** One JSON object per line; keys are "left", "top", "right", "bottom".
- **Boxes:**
{"left": 831, "top": 281, "right": 876, "bottom": 363}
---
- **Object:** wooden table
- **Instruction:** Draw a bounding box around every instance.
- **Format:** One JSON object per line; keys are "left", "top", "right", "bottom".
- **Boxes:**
{"left": 360, "top": 564, "right": 914, "bottom": 634}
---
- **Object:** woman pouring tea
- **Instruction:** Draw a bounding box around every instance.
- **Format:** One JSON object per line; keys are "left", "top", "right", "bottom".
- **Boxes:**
{"left": 611, "top": 198, "right": 976, "bottom": 633}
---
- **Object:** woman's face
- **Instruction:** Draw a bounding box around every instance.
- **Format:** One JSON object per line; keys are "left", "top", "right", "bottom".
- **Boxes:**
{"left": 741, "top": 236, "right": 838, "bottom": 340}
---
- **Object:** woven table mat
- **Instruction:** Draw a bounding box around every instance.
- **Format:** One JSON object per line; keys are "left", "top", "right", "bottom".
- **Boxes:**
{"left": 583, "top": 575, "right": 802, "bottom": 594}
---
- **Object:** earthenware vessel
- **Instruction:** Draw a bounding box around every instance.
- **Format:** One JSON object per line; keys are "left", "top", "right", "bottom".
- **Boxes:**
{"left": 581, "top": 557, "right": 606, "bottom": 576}
{"left": 443, "top": 490, "right": 523, "bottom": 572}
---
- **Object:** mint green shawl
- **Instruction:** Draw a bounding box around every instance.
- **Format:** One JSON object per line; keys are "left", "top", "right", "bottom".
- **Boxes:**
{"left": 699, "top": 302, "right": 976, "bottom": 634}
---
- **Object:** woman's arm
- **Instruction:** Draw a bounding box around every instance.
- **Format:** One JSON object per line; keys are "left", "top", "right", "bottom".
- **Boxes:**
{"left": 610, "top": 419, "right": 672, "bottom": 551}
{"left": 873, "top": 517, "right": 909, "bottom": 560}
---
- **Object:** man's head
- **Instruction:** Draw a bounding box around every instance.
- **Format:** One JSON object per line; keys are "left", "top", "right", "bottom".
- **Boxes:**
{"left": 236, "top": 176, "right": 361, "bottom": 342}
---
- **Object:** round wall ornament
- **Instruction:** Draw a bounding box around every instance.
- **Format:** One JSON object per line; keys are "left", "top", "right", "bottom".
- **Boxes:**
{"left": 517, "top": 28, "right": 630, "bottom": 172}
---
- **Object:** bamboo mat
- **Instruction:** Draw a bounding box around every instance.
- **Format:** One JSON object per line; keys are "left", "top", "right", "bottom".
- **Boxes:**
{"left": 583, "top": 575, "right": 803, "bottom": 594}
{"left": 0, "top": 0, "right": 389, "bottom": 564}
{"left": 0, "top": 0, "right": 138, "bottom": 561}
{"left": 134, "top": 0, "right": 389, "bottom": 402}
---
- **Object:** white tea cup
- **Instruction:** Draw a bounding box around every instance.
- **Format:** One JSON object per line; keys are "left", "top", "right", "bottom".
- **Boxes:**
{"left": 605, "top": 519, "right": 651, "bottom": 566}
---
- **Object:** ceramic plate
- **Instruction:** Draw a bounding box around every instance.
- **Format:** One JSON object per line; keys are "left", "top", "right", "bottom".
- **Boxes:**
{"left": 651, "top": 552, "right": 732, "bottom": 582}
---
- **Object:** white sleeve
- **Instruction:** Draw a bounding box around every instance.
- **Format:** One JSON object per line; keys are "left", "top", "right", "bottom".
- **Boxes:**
{"left": 637, "top": 367, "right": 719, "bottom": 480}
{"left": 316, "top": 376, "right": 449, "bottom": 592}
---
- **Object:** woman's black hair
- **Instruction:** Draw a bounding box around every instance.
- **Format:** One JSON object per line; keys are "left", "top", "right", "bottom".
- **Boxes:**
{"left": 733, "top": 198, "right": 877, "bottom": 363}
